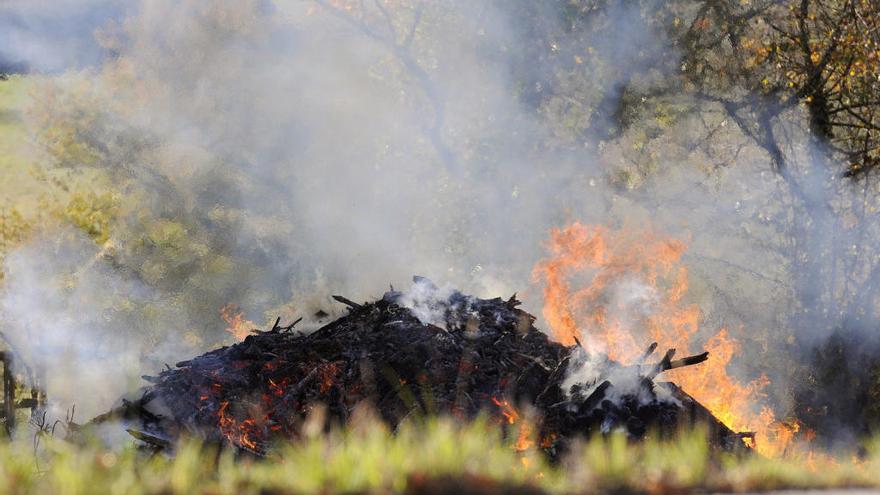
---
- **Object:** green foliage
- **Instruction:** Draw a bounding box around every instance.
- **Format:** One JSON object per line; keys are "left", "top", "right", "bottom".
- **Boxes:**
{"left": 1, "top": 78, "right": 119, "bottom": 265}
{"left": 0, "top": 207, "right": 31, "bottom": 283}
{"left": 58, "top": 192, "right": 119, "bottom": 245}
{"left": 677, "top": 0, "right": 880, "bottom": 176}
{"left": 0, "top": 208, "right": 29, "bottom": 254}
{"left": 0, "top": 78, "right": 50, "bottom": 219}
{"left": 0, "top": 418, "right": 878, "bottom": 494}
{"left": 19, "top": 73, "right": 290, "bottom": 345}
{"left": 28, "top": 77, "right": 107, "bottom": 170}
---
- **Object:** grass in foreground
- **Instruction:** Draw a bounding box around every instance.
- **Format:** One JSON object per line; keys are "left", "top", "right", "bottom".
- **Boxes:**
{"left": 1, "top": 415, "right": 878, "bottom": 495}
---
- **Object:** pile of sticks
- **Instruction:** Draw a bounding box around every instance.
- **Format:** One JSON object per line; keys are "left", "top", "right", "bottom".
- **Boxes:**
{"left": 90, "top": 278, "right": 751, "bottom": 456}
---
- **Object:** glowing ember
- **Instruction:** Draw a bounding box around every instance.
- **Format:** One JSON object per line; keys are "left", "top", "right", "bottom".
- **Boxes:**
{"left": 533, "top": 222, "right": 794, "bottom": 456}
{"left": 268, "top": 377, "right": 290, "bottom": 397}
{"left": 216, "top": 401, "right": 263, "bottom": 451}
{"left": 318, "top": 362, "right": 341, "bottom": 394}
{"left": 515, "top": 422, "right": 535, "bottom": 452}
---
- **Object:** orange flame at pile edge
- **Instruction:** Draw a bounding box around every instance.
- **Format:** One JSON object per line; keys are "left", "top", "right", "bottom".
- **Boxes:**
{"left": 532, "top": 222, "right": 796, "bottom": 457}
{"left": 220, "top": 303, "right": 256, "bottom": 341}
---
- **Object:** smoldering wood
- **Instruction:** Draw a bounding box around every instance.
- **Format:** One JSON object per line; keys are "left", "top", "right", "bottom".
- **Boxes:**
{"left": 331, "top": 295, "right": 362, "bottom": 309}
{"left": 87, "top": 279, "right": 752, "bottom": 456}
{"left": 261, "top": 316, "right": 303, "bottom": 334}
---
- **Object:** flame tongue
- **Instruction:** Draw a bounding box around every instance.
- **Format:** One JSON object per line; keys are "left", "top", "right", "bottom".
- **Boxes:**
{"left": 533, "top": 223, "right": 794, "bottom": 456}
{"left": 492, "top": 397, "right": 535, "bottom": 451}
{"left": 220, "top": 303, "right": 256, "bottom": 341}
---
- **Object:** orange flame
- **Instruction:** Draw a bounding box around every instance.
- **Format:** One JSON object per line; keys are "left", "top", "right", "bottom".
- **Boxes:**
{"left": 532, "top": 222, "right": 793, "bottom": 456}
{"left": 492, "top": 396, "right": 521, "bottom": 425}
{"left": 217, "top": 401, "right": 260, "bottom": 450}
{"left": 492, "top": 397, "right": 535, "bottom": 451}
{"left": 220, "top": 303, "right": 256, "bottom": 341}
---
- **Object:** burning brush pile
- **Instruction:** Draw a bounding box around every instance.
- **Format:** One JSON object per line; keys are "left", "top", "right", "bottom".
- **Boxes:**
{"left": 91, "top": 277, "right": 753, "bottom": 456}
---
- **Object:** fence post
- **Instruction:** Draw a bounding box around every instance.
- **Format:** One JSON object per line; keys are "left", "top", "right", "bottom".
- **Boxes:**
{"left": 2, "top": 351, "right": 14, "bottom": 435}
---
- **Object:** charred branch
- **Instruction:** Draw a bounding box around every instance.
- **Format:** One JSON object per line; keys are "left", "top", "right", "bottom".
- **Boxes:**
{"left": 331, "top": 295, "right": 363, "bottom": 310}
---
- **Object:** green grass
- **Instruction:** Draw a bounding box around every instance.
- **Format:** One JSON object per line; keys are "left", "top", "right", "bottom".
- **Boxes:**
{"left": 1, "top": 416, "right": 878, "bottom": 495}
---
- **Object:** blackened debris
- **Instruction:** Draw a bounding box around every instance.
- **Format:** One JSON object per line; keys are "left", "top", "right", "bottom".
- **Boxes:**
{"left": 92, "top": 277, "right": 750, "bottom": 456}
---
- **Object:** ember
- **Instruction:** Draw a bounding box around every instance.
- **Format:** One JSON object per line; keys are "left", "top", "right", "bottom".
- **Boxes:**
{"left": 94, "top": 277, "right": 751, "bottom": 456}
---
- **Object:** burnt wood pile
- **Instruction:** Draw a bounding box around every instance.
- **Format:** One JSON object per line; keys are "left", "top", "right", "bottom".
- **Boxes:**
{"left": 91, "top": 278, "right": 752, "bottom": 456}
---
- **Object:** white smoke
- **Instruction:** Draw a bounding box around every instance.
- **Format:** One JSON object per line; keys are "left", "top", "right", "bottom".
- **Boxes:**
{"left": 1, "top": 0, "right": 877, "bottom": 442}
{"left": 559, "top": 275, "right": 667, "bottom": 406}
{"left": 561, "top": 347, "right": 679, "bottom": 409}
{"left": 0, "top": 229, "right": 196, "bottom": 421}
{"left": 396, "top": 278, "right": 458, "bottom": 328}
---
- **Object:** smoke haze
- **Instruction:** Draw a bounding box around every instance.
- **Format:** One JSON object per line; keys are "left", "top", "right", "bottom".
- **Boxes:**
{"left": 1, "top": 0, "right": 879, "bottom": 445}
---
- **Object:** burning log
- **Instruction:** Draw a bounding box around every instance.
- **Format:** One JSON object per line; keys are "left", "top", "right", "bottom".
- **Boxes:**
{"left": 90, "top": 278, "right": 752, "bottom": 456}
{"left": 645, "top": 349, "right": 710, "bottom": 379}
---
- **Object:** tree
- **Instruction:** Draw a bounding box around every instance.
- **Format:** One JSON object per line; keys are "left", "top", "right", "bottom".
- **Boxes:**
{"left": 676, "top": 0, "right": 880, "bottom": 178}
{"left": 673, "top": 0, "right": 880, "bottom": 441}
